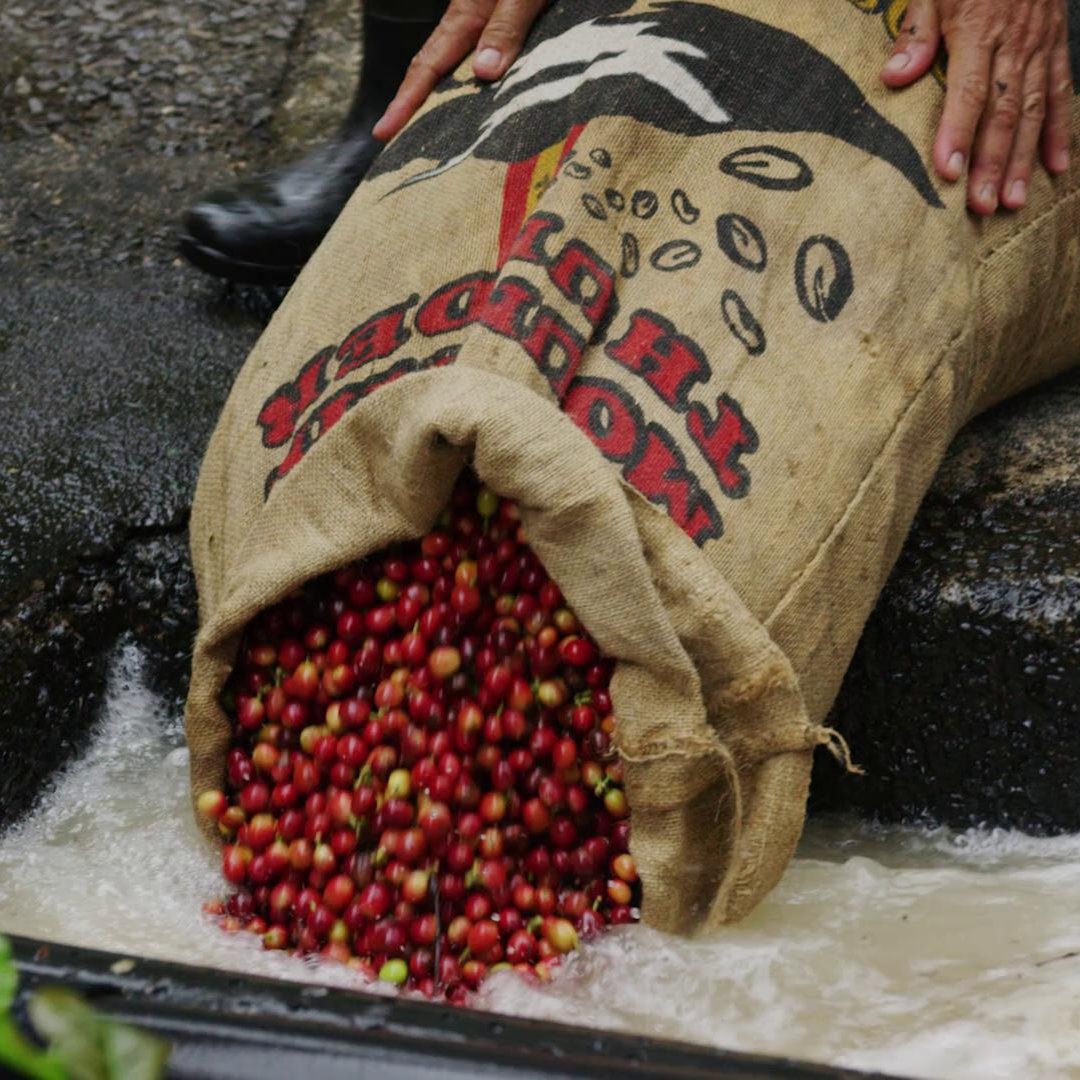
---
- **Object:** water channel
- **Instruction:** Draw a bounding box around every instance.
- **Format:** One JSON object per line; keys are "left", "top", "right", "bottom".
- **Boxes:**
{"left": 1, "top": 646, "right": 1076, "bottom": 1079}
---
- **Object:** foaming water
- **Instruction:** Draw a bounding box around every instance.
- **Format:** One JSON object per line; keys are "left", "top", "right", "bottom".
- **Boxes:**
{"left": 0, "top": 646, "right": 376, "bottom": 995}
{"left": 2, "top": 646, "right": 1078, "bottom": 1079}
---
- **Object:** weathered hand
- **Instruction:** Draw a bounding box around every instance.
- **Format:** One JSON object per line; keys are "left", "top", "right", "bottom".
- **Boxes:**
{"left": 372, "top": 0, "right": 548, "bottom": 143}
{"left": 881, "top": 0, "right": 1073, "bottom": 213}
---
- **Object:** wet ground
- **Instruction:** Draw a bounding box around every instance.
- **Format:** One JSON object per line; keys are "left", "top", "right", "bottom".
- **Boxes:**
{"left": 1, "top": 0, "right": 1078, "bottom": 831}
{"left": 814, "top": 375, "right": 1080, "bottom": 829}
{"left": 0, "top": 0, "right": 353, "bottom": 815}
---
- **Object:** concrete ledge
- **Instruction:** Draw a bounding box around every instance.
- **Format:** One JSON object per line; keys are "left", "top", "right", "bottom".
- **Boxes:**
{"left": 814, "top": 369, "right": 1080, "bottom": 831}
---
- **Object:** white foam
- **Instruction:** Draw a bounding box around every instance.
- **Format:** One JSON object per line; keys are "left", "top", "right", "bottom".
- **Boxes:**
{"left": 2, "top": 645, "right": 1078, "bottom": 1079}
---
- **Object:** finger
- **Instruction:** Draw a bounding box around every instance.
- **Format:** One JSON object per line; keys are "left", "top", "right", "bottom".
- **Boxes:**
{"left": 372, "top": 3, "right": 493, "bottom": 141}
{"left": 1000, "top": 49, "right": 1048, "bottom": 209}
{"left": 932, "top": 25, "right": 996, "bottom": 183}
{"left": 1041, "top": 33, "right": 1074, "bottom": 174}
{"left": 881, "top": 0, "right": 941, "bottom": 87}
{"left": 473, "top": 0, "right": 548, "bottom": 80}
{"left": 966, "top": 45, "right": 1028, "bottom": 214}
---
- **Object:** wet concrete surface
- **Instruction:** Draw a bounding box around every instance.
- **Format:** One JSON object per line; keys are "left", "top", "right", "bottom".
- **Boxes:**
{"left": 1, "top": 0, "right": 1078, "bottom": 833}
{"left": 813, "top": 373, "right": 1080, "bottom": 829}
{"left": 0, "top": 0, "right": 344, "bottom": 820}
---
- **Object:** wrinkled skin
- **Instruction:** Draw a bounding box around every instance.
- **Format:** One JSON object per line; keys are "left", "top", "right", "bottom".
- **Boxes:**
{"left": 883, "top": 0, "right": 1072, "bottom": 212}
{"left": 372, "top": 0, "right": 1072, "bottom": 216}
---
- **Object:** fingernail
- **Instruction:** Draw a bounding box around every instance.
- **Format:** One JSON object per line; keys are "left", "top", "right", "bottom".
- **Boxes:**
{"left": 884, "top": 52, "right": 910, "bottom": 73}
{"left": 1052, "top": 149, "right": 1070, "bottom": 173}
{"left": 476, "top": 46, "right": 502, "bottom": 72}
{"left": 1008, "top": 179, "right": 1026, "bottom": 205}
{"left": 979, "top": 182, "right": 998, "bottom": 210}
{"left": 947, "top": 151, "right": 965, "bottom": 178}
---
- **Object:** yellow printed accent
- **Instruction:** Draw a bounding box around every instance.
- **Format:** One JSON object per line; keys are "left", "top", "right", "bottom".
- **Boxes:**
{"left": 525, "top": 139, "right": 568, "bottom": 217}
{"left": 884, "top": 0, "right": 907, "bottom": 38}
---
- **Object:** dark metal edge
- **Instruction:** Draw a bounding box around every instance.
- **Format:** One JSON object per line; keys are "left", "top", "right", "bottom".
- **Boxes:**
{"left": 5, "top": 934, "right": 907, "bottom": 1080}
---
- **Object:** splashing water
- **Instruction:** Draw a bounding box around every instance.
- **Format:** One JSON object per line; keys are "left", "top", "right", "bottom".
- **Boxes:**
{"left": 1, "top": 646, "right": 1078, "bottom": 1079}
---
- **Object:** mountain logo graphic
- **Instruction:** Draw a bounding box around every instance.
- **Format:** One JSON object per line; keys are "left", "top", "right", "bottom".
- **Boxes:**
{"left": 369, "top": 0, "right": 944, "bottom": 207}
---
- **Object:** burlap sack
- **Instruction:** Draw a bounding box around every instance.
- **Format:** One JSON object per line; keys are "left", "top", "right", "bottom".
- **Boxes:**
{"left": 186, "top": 0, "right": 1080, "bottom": 934}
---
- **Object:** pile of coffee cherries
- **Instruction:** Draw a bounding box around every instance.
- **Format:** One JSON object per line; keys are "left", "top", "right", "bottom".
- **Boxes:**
{"left": 198, "top": 470, "right": 639, "bottom": 999}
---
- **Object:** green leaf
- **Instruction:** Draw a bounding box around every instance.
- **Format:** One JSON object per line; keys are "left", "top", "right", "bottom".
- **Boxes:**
{"left": 0, "top": 937, "right": 16, "bottom": 1014}
{"left": 0, "top": 1015, "right": 69, "bottom": 1080}
{"left": 28, "top": 988, "right": 107, "bottom": 1080}
{"left": 29, "top": 988, "right": 169, "bottom": 1080}
{"left": 102, "top": 1023, "right": 169, "bottom": 1080}
{"left": 0, "top": 939, "right": 166, "bottom": 1080}
{"left": 0, "top": 937, "right": 66, "bottom": 1080}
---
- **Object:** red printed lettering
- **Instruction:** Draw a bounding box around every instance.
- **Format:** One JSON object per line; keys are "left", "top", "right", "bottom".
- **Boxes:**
{"left": 563, "top": 377, "right": 643, "bottom": 463}
{"left": 265, "top": 383, "right": 362, "bottom": 496}
{"left": 624, "top": 425, "right": 724, "bottom": 544}
{"left": 605, "top": 310, "right": 709, "bottom": 410}
{"left": 335, "top": 296, "right": 417, "bottom": 379}
{"left": 476, "top": 277, "right": 585, "bottom": 399}
{"left": 505, "top": 211, "right": 564, "bottom": 267}
{"left": 415, "top": 273, "right": 497, "bottom": 337}
{"left": 686, "top": 395, "right": 759, "bottom": 498}
{"left": 547, "top": 240, "right": 617, "bottom": 336}
{"left": 517, "top": 309, "right": 585, "bottom": 399}
{"left": 264, "top": 348, "right": 459, "bottom": 498}
{"left": 256, "top": 346, "right": 335, "bottom": 449}
{"left": 474, "top": 278, "right": 539, "bottom": 338}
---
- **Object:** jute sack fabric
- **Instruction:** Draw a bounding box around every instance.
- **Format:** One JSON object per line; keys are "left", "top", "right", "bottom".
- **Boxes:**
{"left": 187, "top": 0, "right": 1080, "bottom": 934}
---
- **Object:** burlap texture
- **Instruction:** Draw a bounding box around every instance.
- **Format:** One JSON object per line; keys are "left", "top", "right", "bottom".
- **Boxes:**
{"left": 186, "top": 0, "right": 1080, "bottom": 933}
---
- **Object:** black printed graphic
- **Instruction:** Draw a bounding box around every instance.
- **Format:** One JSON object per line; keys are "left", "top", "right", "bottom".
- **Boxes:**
{"left": 631, "top": 190, "right": 659, "bottom": 219}
{"left": 650, "top": 239, "right": 702, "bottom": 272}
{"left": 720, "top": 289, "right": 766, "bottom": 356}
{"left": 794, "top": 235, "right": 854, "bottom": 323}
{"left": 368, "top": 0, "right": 943, "bottom": 208}
{"left": 715, "top": 213, "right": 768, "bottom": 272}
{"left": 582, "top": 193, "right": 607, "bottom": 219}
{"left": 565, "top": 159, "right": 592, "bottom": 179}
{"left": 589, "top": 147, "right": 613, "bottom": 167}
{"left": 671, "top": 188, "right": 700, "bottom": 223}
{"left": 620, "top": 233, "right": 639, "bottom": 278}
{"left": 718, "top": 145, "right": 814, "bottom": 191}
{"left": 605, "top": 188, "right": 626, "bottom": 210}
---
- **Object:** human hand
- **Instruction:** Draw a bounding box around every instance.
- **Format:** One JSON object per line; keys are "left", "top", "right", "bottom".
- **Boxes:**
{"left": 372, "top": 0, "right": 548, "bottom": 143}
{"left": 881, "top": 0, "right": 1073, "bottom": 214}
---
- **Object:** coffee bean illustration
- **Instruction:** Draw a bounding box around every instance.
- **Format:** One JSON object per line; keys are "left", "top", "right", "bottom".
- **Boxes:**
{"left": 719, "top": 145, "right": 814, "bottom": 191}
{"left": 715, "top": 213, "right": 768, "bottom": 273}
{"left": 650, "top": 239, "right": 702, "bottom": 272}
{"left": 671, "top": 188, "right": 700, "bottom": 224}
{"left": 631, "top": 189, "right": 659, "bottom": 219}
{"left": 581, "top": 193, "right": 608, "bottom": 220}
{"left": 605, "top": 188, "right": 626, "bottom": 211}
{"left": 621, "top": 233, "right": 640, "bottom": 278}
{"left": 721, "top": 289, "right": 766, "bottom": 356}
{"left": 589, "top": 147, "right": 613, "bottom": 168}
{"left": 794, "top": 235, "right": 854, "bottom": 322}
{"left": 564, "top": 160, "right": 592, "bottom": 180}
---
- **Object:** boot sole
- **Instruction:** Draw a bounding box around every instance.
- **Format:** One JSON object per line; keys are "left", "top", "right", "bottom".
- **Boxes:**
{"left": 178, "top": 233, "right": 303, "bottom": 287}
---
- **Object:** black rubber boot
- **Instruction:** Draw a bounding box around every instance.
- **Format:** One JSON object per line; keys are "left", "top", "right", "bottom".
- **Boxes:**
{"left": 179, "top": 1, "right": 446, "bottom": 285}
